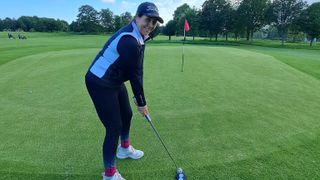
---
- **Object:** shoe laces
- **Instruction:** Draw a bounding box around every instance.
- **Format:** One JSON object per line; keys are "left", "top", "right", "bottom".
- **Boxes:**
{"left": 128, "top": 145, "right": 136, "bottom": 153}
{"left": 115, "top": 171, "right": 124, "bottom": 180}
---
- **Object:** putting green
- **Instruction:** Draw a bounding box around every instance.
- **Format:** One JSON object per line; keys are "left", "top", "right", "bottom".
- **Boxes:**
{"left": 1, "top": 45, "right": 320, "bottom": 179}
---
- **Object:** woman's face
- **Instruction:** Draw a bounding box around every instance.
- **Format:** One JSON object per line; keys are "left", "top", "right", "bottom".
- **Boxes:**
{"left": 135, "top": 15, "right": 158, "bottom": 37}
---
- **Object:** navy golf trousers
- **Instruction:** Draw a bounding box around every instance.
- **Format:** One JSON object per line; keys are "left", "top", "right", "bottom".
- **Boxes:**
{"left": 85, "top": 72, "right": 133, "bottom": 168}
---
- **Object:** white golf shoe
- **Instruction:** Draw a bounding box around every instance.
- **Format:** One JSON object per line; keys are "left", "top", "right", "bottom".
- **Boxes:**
{"left": 116, "top": 145, "right": 144, "bottom": 160}
{"left": 102, "top": 171, "right": 125, "bottom": 180}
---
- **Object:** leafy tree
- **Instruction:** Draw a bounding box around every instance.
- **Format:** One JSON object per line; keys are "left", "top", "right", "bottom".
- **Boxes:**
{"left": 113, "top": 15, "right": 121, "bottom": 32}
{"left": 223, "top": 3, "right": 235, "bottom": 41}
{"left": 163, "top": 20, "right": 176, "bottom": 40}
{"left": 233, "top": 6, "right": 246, "bottom": 40}
{"left": 100, "top": 8, "right": 114, "bottom": 32}
{"left": 120, "top": 12, "right": 132, "bottom": 26}
{"left": 2, "top": 17, "right": 18, "bottom": 31}
{"left": 296, "top": 2, "right": 320, "bottom": 46}
{"left": 76, "top": 5, "right": 102, "bottom": 33}
{"left": 16, "top": 16, "right": 35, "bottom": 31}
{"left": 56, "top": 19, "right": 69, "bottom": 32}
{"left": 69, "top": 21, "right": 80, "bottom": 32}
{"left": 200, "top": 0, "right": 229, "bottom": 41}
{"left": 271, "top": 0, "right": 305, "bottom": 45}
{"left": 0, "top": 18, "right": 3, "bottom": 31}
{"left": 238, "top": 0, "right": 269, "bottom": 41}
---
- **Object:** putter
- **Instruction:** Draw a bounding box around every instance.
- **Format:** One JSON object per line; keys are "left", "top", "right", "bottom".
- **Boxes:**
{"left": 145, "top": 115, "right": 186, "bottom": 180}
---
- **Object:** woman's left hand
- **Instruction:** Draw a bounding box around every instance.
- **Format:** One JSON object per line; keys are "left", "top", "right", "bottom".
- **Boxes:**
{"left": 137, "top": 105, "right": 149, "bottom": 117}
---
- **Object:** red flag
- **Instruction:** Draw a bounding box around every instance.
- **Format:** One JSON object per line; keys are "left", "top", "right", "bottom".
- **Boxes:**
{"left": 184, "top": 19, "right": 190, "bottom": 32}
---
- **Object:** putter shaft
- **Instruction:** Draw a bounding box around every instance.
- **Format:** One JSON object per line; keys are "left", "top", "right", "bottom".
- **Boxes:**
{"left": 145, "top": 115, "right": 178, "bottom": 169}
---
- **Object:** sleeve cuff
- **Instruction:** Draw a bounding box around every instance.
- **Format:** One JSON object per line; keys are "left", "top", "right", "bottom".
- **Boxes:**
{"left": 135, "top": 94, "right": 146, "bottom": 106}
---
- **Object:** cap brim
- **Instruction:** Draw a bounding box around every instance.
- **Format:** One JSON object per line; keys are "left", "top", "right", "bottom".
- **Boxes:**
{"left": 145, "top": 13, "right": 164, "bottom": 24}
{"left": 155, "top": 17, "right": 164, "bottom": 24}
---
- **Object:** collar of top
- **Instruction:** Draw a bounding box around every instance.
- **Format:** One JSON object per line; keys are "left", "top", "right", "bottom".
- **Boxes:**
{"left": 131, "top": 21, "right": 149, "bottom": 45}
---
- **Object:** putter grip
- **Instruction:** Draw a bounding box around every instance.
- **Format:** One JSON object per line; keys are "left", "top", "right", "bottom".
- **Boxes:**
{"left": 145, "top": 115, "right": 152, "bottom": 122}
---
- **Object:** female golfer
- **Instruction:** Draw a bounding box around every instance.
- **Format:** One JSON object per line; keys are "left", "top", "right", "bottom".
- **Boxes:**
{"left": 85, "top": 2, "right": 163, "bottom": 180}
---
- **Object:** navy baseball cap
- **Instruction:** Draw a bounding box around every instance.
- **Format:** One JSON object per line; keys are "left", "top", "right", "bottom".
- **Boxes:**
{"left": 136, "top": 2, "right": 164, "bottom": 23}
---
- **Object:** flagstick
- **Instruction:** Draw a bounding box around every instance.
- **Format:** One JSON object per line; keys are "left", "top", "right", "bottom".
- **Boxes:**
{"left": 181, "top": 28, "right": 185, "bottom": 72}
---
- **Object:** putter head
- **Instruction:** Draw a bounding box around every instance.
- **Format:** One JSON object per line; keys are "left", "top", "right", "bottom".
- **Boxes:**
{"left": 176, "top": 168, "right": 186, "bottom": 180}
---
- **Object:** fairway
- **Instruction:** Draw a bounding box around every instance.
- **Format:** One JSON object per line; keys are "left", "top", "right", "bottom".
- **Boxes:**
{"left": 1, "top": 33, "right": 320, "bottom": 179}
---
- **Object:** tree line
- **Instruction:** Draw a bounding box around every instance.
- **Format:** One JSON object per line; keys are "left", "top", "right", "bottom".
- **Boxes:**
{"left": 1, "top": 1, "right": 319, "bottom": 46}
{"left": 164, "top": 0, "right": 320, "bottom": 46}
{"left": 0, "top": 16, "right": 69, "bottom": 32}
{"left": 0, "top": 5, "right": 133, "bottom": 33}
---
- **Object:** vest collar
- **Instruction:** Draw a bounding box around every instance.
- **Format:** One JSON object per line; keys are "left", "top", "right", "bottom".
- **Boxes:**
{"left": 131, "top": 21, "right": 147, "bottom": 45}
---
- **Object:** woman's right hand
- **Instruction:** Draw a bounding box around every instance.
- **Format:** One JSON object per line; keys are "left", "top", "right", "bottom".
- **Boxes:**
{"left": 133, "top": 97, "right": 149, "bottom": 117}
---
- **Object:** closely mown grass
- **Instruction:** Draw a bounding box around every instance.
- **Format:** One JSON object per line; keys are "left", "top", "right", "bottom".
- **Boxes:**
{"left": 0, "top": 32, "right": 110, "bottom": 65}
{"left": 150, "top": 35, "right": 320, "bottom": 50}
{"left": 1, "top": 32, "right": 320, "bottom": 179}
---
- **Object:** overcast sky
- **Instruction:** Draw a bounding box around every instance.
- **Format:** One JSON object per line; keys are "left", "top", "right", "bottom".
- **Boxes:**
{"left": 0, "top": 0, "right": 319, "bottom": 25}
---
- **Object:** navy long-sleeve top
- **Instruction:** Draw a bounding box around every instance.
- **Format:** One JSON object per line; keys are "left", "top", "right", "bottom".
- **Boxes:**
{"left": 87, "top": 21, "right": 148, "bottom": 106}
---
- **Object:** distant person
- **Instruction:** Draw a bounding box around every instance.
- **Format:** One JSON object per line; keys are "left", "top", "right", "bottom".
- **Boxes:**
{"left": 18, "top": 34, "right": 27, "bottom": 40}
{"left": 85, "top": 2, "right": 163, "bottom": 180}
{"left": 8, "top": 33, "right": 15, "bottom": 39}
